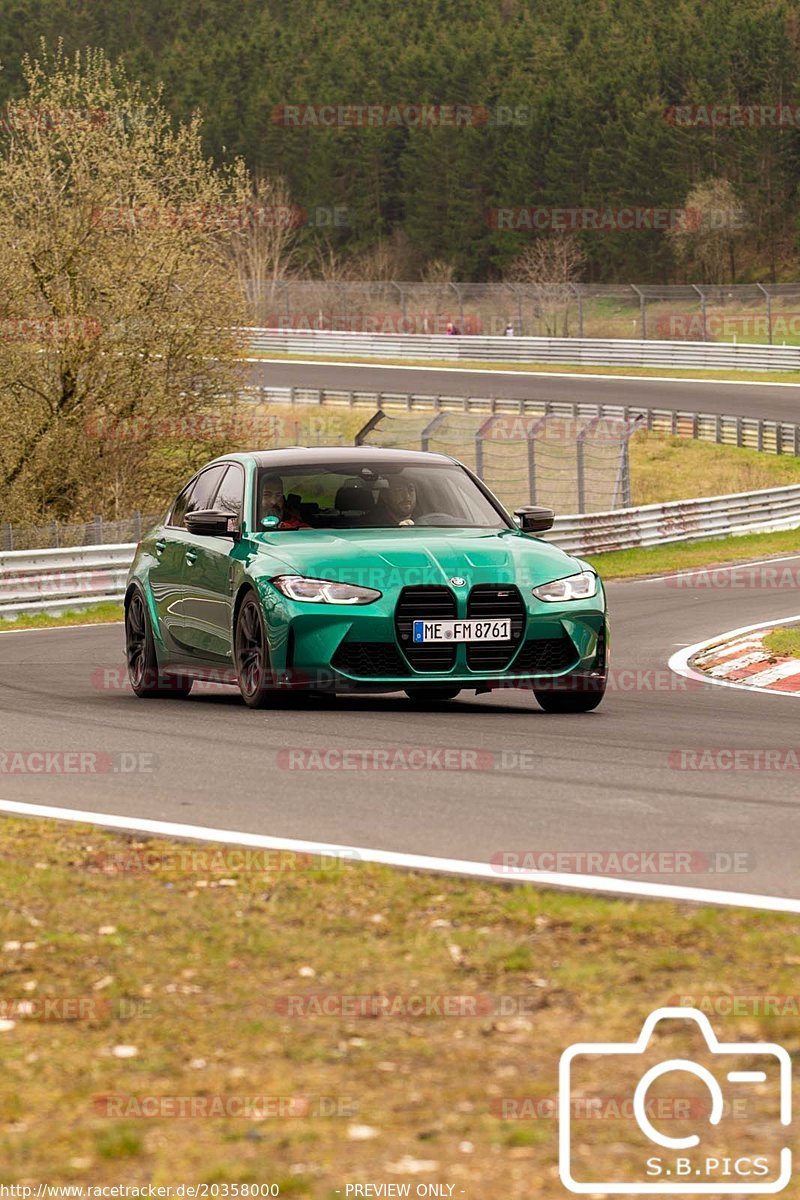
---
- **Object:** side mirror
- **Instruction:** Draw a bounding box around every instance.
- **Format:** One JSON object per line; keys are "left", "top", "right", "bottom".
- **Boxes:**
{"left": 185, "top": 509, "right": 240, "bottom": 539}
{"left": 514, "top": 505, "right": 555, "bottom": 533}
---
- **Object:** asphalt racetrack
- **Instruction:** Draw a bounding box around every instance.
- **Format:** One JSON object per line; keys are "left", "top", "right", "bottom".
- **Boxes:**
{"left": 4, "top": 362, "right": 800, "bottom": 908}
{"left": 246, "top": 358, "right": 800, "bottom": 423}
{"left": 2, "top": 561, "right": 800, "bottom": 903}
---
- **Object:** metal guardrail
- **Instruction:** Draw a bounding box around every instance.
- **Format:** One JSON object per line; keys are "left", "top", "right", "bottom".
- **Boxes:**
{"left": 4, "top": 487, "right": 800, "bottom": 618}
{"left": 246, "top": 327, "right": 800, "bottom": 371}
{"left": 545, "top": 485, "right": 800, "bottom": 555}
{"left": 0, "top": 545, "right": 134, "bottom": 618}
{"left": 244, "top": 387, "right": 800, "bottom": 458}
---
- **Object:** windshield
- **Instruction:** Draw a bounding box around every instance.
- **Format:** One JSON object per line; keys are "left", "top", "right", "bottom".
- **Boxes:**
{"left": 256, "top": 460, "right": 509, "bottom": 530}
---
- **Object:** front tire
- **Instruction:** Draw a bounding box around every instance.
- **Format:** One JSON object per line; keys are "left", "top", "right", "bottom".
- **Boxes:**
{"left": 234, "top": 592, "right": 279, "bottom": 708}
{"left": 125, "top": 589, "right": 193, "bottom": 699}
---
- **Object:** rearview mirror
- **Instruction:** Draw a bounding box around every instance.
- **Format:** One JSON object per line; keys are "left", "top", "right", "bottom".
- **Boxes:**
{"left": 185, "top": 509, "right": 240, "bottom": 539}
{"left": 514, "top": 505, "right": 555, "bottom": 533}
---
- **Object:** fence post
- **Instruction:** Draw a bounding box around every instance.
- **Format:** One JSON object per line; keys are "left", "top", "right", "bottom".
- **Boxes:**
{"left": 576, "top": 440, "right": 585, "bottom": 513}
{"left": 632, "top": 284, "right": 646, "bottom": 339}
{"left": 757, "top": 283, "right": 772, "bottom": 345}
{"left": 692, "top": 285, "right": 707, "bottom": 340}
{"left": 93, "top": 514, "right": 103, "bottom": 544}
{"left": 2, "top": 523, "right": 11, "bottom": 551}
{"left": 527, "top": 432, "right": 537, "bottom": 503}
{"left": 133, "top": 511, "right": 142, "bottom": 541}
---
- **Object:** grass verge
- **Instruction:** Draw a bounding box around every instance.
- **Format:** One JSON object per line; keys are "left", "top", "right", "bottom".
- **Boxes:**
{"left": 0, "top": 602, "right": 124, "bottom": 633}
{"left": 628, "top": 433, "right": 800, "bottom": 505}
{"left": 762, "top": 627, "right": 800, "bottom": 658}
{"left": 0, "top": 816, "right": 797, "bottom": 1193}
{"left": 586, "top": 527, "right": 800, "bottom": 580}
{"left": 250, "top": 350, "right": 800, "bottom": 385}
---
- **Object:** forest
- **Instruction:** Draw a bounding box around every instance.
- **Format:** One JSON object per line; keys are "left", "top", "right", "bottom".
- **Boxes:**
{"left": 0, "top": 0, "right": 799, "bottom": 281}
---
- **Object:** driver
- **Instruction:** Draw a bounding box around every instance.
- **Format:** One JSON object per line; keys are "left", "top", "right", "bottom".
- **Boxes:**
{"left": 373, "top": 478, "right": 417, "bottom": 526}
{"left": 260, "top": 474, "right": 309, "bottom": 530}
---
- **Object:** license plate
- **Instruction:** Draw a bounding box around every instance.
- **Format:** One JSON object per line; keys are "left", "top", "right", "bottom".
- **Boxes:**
{"left": 412, "top": 619, "right": 511, "bottom": 643}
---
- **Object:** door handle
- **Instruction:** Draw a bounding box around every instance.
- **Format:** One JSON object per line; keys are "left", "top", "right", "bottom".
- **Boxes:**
{"left": 155, "top": 539, "right": 166, "bottom": 556}
{"left": 185, "top": 550, "right": 198, "bottom": 566}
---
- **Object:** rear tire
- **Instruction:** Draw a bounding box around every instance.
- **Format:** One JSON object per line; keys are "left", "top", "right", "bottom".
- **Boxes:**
{"left": 125, "top": 589, "right": 193, "bottom": 699}
{"left": 404, "top": 686, "right": 462, "bottom": 704}
{"left": 235, "top": 592, "right": 279, "bottom": 708}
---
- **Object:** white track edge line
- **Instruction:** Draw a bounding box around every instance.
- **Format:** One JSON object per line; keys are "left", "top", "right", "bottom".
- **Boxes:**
{"left": 668, "top": 613, "right": 800, "bottom": 697}
{"left": 0, "top": 798, "right": 798, "bottom": 913}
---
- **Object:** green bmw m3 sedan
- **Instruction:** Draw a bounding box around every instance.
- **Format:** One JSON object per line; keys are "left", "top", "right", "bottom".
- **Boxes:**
{"left": 124, "top": 447, "right": 608, "bottom": 712}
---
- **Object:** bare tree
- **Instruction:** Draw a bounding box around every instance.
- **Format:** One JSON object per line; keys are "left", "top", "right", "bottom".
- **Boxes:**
{"left": 506, "top": 234, "right": 585, "bottom": 335}
{"left": 0, "top": 43, "right": 251, "bottom": 523}
{"left": 668, "top": 178, "right": 747, "bottom": 282}
{"left": 420, "top": 259, "right": 456, "bottom": 284}
{"left": 229, "top": 175, "right": 301, "bottom": 324}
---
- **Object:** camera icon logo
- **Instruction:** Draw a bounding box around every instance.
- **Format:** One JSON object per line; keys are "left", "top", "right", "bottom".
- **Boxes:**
{"left": 559, "top": 1006, "right": 791, "bottom": 1194}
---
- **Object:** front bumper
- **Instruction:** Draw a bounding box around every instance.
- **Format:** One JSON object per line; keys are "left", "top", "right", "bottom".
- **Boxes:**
{"left": 258, "top": 578, "right": 607, "bottom": 693}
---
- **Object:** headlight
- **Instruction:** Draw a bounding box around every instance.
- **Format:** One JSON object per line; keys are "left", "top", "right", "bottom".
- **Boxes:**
{"left": 532, "top": 571, "right": 598, "bottom": 602}
{"left": 272, "top": 575, "right": 382, "bottom": 605}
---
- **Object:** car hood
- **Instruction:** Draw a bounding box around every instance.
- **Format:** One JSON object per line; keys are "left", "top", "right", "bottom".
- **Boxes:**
{"left": 250, "top": 527, "right": 585, "bottom": 591}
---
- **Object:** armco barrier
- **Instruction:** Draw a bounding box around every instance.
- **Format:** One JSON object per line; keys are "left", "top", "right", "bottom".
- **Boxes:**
{"left": 246, "top": 327, "right": 800, "bottom": 371}
{"left": 243, "top": 388, "right": 800, "bottom": 457}
{"left": 0, "top": 545, "right": 134, "bottom": 619}
{"left": 4, "top": 488, "right": 800, "bottom": 619}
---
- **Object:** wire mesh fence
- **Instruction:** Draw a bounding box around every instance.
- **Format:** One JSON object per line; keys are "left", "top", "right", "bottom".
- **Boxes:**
{"left": 2, "top": 512, "right": 163, "bottom": 552}
{"left": 356, "top": 410, "right": 635, "bottom": 513}
{"left": 247, "top": 281, "right": 800, "bottom": 344}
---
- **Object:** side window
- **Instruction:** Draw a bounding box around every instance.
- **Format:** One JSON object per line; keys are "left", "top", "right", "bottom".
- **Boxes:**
{"left": 214, "top": 464, "right": 245, "bottom": 524}
{"left": 184, "top": 465, "right": 227, "bottom": 521}
{"left": 169, "top": 479, "right": 196, "bottom": 528}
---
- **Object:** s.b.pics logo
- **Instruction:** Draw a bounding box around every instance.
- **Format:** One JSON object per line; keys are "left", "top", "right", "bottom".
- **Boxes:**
{"left": 559, "top": 1007, "right": 791, "bottom": 1194}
